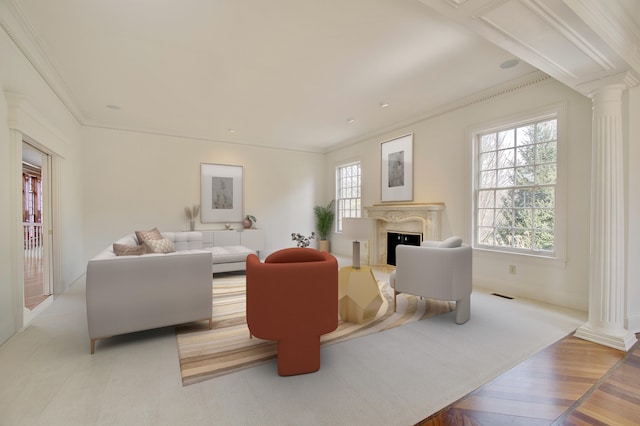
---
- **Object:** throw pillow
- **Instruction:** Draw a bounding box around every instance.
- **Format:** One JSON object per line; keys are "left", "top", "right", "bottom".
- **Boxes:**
{"left": 113, "top": 243, "right": 147, "bottom": 256}
{"left": 145, "top": 238, "right": 176, "bottom": 254}
{"left": 135, "top": 227, "right": 162, "bottom": 245}
{"left": 439, "top": 236, "right": 463, "bottom": 248}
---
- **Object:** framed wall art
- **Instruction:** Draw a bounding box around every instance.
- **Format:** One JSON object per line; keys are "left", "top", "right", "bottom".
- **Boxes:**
{"left": 380, "top": 133, "right": 413, "bottom": 202}
{"left": 201, "top": 163, "right": 243, "bottom": 223}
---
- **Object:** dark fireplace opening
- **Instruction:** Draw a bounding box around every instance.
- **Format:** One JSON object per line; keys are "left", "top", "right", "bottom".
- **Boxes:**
{"left": 387, "top": 231, "right": 422, "bottom": 265}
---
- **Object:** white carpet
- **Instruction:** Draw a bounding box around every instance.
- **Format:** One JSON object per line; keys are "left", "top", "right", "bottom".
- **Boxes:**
{"left": 191, "top": 289, "right": 585, "bottom": 425}
{"left": 0, "top": 280, "right": 586, "bottom": 426}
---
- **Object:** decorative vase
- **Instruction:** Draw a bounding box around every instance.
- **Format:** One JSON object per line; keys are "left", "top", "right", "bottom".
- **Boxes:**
{"left": 243, "top": 218, "right": 252, "bottom": 229}
{"left": 189, "top": 221, "right": 195, "bottom": 231}
{"left": 318, "top": 240, "right": 330, "bottom": 252}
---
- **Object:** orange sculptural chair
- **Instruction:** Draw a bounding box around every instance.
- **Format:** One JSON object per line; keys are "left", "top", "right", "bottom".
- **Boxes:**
{"left": 246, "top": 248, "right": 338, "bottom": 376}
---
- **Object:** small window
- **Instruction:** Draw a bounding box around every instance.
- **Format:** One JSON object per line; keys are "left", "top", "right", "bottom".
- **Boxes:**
{"left": 336, "top": 161, "right": 361, "bottom": 232}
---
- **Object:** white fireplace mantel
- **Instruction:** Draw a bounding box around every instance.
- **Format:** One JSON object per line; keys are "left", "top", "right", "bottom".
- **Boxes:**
{"left": 363, "top": 203, "right": 445, "bottom": 265}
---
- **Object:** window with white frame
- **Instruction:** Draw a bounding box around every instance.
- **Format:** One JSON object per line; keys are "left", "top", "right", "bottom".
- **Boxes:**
{"left": 336, "top": 161, "right": 361, "bottom": 232}
{"left": 474, "top": 115, "right": 559, "bottom": 256}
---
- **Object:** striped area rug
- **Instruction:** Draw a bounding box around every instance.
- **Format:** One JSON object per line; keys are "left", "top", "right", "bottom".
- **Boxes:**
{"left": 175, "top": 274, "right": 454, "bottom": 386}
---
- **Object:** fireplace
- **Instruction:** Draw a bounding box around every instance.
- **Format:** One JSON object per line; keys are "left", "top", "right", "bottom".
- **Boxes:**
{"left": 386, "top": 231, "right": 422, "bottom": 265}
{"left": 363, "top": 203, "right": 444, "bottom": 266}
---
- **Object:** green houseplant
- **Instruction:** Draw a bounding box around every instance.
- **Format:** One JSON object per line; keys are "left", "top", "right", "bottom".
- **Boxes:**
{"left": 313, "top": 200, "right": 335, "bottom": 252}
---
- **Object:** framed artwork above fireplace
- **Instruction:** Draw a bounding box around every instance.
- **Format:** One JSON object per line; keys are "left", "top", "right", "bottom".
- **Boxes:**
{"left": 380, "top": 133, "right": 413, "bottom": 202}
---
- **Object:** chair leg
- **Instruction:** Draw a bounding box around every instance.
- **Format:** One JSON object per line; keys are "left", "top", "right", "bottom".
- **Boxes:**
{"left": 276, "top": 337, "right": 321, "bottom": 376}
{"left": 394, "top": 290, "right": 398, "bottom": 312}
{"left": 455, "top": 296, "right": 470, "bottom": 324}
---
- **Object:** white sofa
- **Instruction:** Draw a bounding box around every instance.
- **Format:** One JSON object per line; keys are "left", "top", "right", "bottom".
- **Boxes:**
{"left": 85, "top": 231, "right": 256, "bottom": 353}
{"left": 95, "top": 231, "right": 257, "bottom": 273}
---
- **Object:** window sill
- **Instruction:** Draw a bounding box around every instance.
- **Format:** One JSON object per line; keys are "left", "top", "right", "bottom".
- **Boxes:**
{"left": 473, "top": 247, "right": 568, "bottom": 269}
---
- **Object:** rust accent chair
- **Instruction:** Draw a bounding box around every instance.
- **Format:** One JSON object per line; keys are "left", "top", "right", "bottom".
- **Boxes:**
{"left": 246, "top": 248, "right": 338, "bottom": 376}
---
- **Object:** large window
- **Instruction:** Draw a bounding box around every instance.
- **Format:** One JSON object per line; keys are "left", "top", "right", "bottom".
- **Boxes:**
{"left": 475, "top": 116, "right": 558, "bottom": 255}
{"left": 336, "top": 161, "right": 361, "bottom": 232}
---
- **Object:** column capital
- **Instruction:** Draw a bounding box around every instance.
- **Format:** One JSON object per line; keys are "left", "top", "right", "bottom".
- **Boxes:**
{"left": 589, "top": 84, "right": 626, "bottom": 109}
{"left": 578, "top": 71, "right": 640, "bottom": 97}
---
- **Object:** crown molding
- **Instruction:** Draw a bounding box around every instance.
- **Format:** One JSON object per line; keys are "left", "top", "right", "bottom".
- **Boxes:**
{"left": 564, "top": 0, "right": 640, "bottom": 75}
{"left": 0, "top": 1, "right": 84, "bottom": 125}
{"left": 82, "top": 122, "right": 328, "bottom": 155}
{"left": 419, "top": 0, "right": 639, "bottom": 97}
{"left": 4, "top": 91, "right": 70, "bottom": 158}
{"left": 576, "top": 70, "right": 640, "bottom": 95}
{"left": 326, "top": 71, "right": 552, "bottom": 153}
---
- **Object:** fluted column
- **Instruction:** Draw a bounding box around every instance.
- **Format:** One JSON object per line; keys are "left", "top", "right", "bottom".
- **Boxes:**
{"left": 574, "top": 84, "right": 637, "bottom": 351}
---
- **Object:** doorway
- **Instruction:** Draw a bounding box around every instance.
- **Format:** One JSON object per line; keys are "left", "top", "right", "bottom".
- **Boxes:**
{"left": 22, "top": 142, "right": 52, "bottom": 311}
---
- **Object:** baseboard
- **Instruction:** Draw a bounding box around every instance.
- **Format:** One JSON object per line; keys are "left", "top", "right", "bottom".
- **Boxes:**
{"left": 574, "top": 324, "right": 637, "bottom": 351}
{"left": 626, "top": 312, "right": 640, "bottom": 334}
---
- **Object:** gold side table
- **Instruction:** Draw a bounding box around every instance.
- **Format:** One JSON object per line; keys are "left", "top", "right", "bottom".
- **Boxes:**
{"left": 338, "top": 266, "right": 383, "bottom": 324}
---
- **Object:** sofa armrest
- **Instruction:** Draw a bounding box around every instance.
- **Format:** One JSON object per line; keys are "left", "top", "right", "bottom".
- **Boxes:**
{"left": 86, "top": 251, "right": 212, "bottom": 341}
{"left": 395, "top": 244, "right": 472, "bottom": 300}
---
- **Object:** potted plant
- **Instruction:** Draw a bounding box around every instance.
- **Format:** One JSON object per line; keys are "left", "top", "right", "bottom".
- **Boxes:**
{"left": 313, "top": 200, "right": 335, "bottom": 252}
{"left": 243, "top": 214, "right": 257, "bottom": 229}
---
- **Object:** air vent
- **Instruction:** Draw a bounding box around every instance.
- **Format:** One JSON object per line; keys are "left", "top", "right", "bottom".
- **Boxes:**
{"left": 491, "top": 293, "right": 514, "bottom": 300}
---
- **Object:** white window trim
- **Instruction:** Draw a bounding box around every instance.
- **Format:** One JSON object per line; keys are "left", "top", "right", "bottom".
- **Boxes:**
{"left": 467, "top": 102, "right": 568, "bottom": 264}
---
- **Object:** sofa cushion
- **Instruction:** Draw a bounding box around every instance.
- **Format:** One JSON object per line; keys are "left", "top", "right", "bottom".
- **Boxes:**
{"left": 205, "top": 245, "right": 254, "bottom": 264}
{"left": 135, "top": 228, "right": 162, "bottom": 245}
{"left": 113, "top": 243, "right": 147, "bottom": 256}
{"left": 163, "top": 231, "right": 204, "bottom": 251}
{"left": 145, "top": 238, "right": 176, "bottom": 254}
{"left": 439, "top": 236, "right": 463, "bottom": 248}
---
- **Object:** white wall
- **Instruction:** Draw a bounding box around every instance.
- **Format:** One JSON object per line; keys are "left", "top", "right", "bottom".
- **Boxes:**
{"left": 327, "top": 78, "right": 593, "bottom": 311}
{"left": 0, "top": 27, "right": 84, "bottom": 345}
{"left": 0, "top": 78, "right": 14, "bottom": 344}
{"left": 81, "top": 127, "right": 327, "bottom": 262}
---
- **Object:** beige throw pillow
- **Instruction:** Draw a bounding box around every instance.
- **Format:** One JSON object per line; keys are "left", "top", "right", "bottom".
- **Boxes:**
{"left": 135, "top": 228, "right": 162, "bottom": 245}
{"left": 113, "top": 243, "right": 147, "bottom": 256}
{"left": 145, "top": 238, "right": 176, "bottom": 254}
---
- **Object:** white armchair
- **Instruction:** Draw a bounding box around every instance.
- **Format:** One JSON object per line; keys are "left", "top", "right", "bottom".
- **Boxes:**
{"left": 390, "top": 237, "right": 472, "bottom": 324}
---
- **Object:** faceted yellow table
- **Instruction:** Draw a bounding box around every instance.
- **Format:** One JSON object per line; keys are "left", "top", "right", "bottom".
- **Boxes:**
{"left": 338, "top": 266, "right": 383, "bottom": 324}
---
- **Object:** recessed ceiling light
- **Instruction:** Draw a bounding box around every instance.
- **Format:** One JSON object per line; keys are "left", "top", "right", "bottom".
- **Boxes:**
{"left": 500, "top": 59, "right": 520, "bottom": 69}
{"left": 347, "top": 118, "right": 355, "bottom": 124}
{"left": 227, "top": 128, "right": 237, "bottom": 133}
{"left": 106, "top": 104, "right": 121, "bottom": 110}
{"left": 379, "top": 102, "right": 390, "bottom": 108}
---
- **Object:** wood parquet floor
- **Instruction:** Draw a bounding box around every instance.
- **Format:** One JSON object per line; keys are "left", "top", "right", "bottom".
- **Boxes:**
{"left": 418, "top": 333, "right": 640, "bottom": 425}
{"left": 24, "top": 252, "right": 49, "bottom": 310}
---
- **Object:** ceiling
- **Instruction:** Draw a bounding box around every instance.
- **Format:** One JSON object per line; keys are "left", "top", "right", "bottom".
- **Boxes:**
{"left": 2, "top": 0, "right": 638, "bottom": 153}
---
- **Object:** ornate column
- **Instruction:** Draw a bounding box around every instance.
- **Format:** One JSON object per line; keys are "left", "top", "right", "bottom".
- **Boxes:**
{"left": 574, "top": 84, "right": 637, "bottom": 351}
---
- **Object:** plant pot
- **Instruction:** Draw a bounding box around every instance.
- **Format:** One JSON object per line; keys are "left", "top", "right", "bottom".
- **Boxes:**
{"left": 189, "top": 221, "right": 195, "bottom": 231}
{"left": 318, "top": 240, "right": 330, "bottom": 252}
{"left": 243, "top": 218, "right": 252, "bottom": 229}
